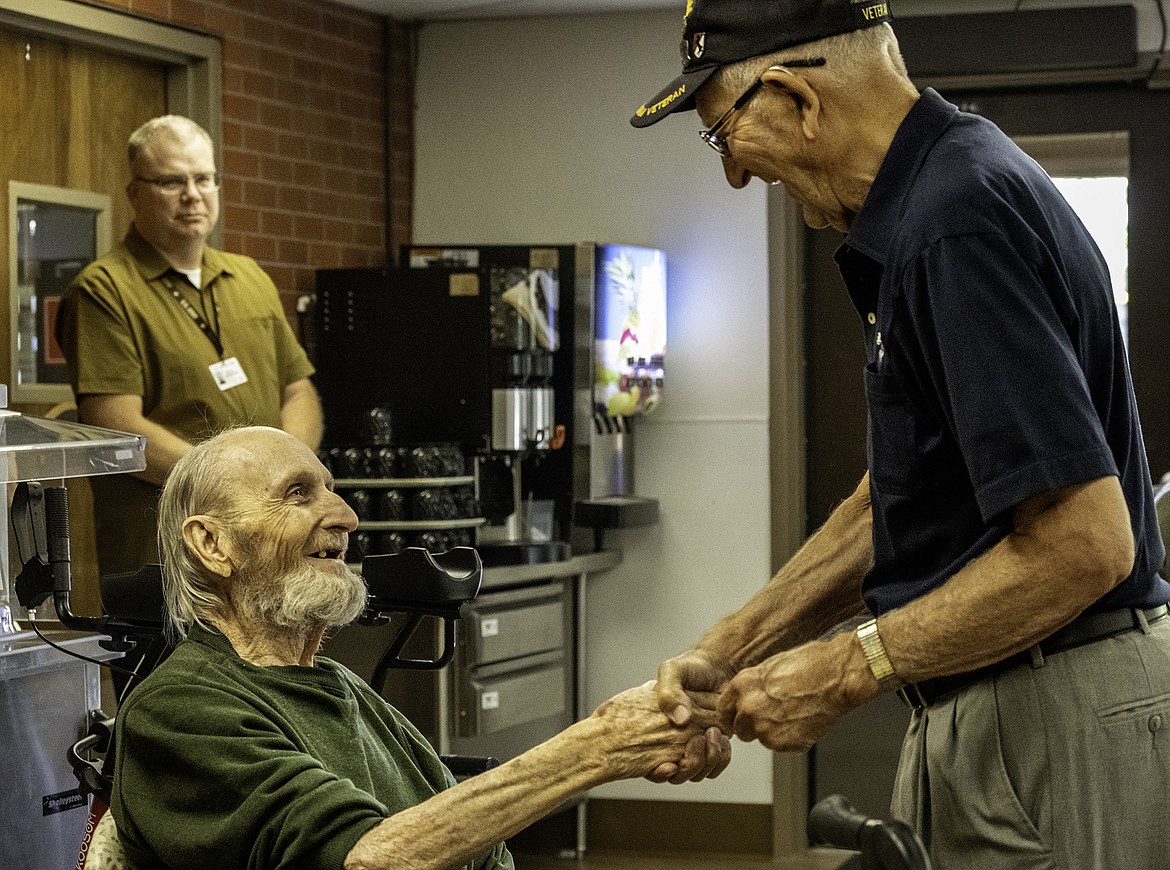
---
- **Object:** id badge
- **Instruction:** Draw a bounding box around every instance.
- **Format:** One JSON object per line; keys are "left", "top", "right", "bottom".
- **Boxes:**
{"left": 210, "top": 356, "right": 249, "bottom": 391}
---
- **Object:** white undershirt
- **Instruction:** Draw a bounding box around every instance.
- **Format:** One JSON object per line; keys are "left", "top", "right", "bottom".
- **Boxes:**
{"left": 177, "top": 267, "right": 202, "bottom": 288}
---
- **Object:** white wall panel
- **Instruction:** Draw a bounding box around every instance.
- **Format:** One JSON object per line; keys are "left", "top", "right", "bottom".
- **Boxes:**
{"left": 583, "top": 417, "right": 775, "bottom": 803}
{"left": 413, "top": 9, "right": 775, "bottom": 804}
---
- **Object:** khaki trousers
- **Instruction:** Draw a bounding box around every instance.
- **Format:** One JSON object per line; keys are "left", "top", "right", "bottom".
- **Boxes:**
{"left": 891, "top": 614, "right": 1170, "bottom": 869}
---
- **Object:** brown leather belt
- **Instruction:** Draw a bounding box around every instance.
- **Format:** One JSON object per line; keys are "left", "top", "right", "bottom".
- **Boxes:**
{"left": 896, "top": 602, "right": 1170, "bottom": 711}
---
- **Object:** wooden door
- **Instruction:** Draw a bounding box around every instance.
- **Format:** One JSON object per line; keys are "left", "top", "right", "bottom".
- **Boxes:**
{"left": 1, "top": 27, "right": 167, "bottom": 615}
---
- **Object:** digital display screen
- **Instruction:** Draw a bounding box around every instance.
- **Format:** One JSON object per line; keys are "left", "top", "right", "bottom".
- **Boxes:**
{"left": 594, "top": 245, "right": 666, "bottom": 417}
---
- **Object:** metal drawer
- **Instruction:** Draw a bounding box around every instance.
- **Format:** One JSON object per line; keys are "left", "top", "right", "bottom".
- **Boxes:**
{"left": 457, "top": 651, "right": 566, "bottom": 737}
{"left": 463, "top": 587, "right": 565, "bottom": 667}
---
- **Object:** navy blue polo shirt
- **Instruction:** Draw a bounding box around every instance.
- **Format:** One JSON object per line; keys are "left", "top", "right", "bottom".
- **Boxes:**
{"left": 837, "top": 88, "right": 1167, "bottom": 616}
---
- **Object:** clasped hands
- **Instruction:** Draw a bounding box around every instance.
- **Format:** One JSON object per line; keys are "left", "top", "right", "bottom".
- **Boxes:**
{"left": 645, "top": 635, "right": 862, "bottom": 785}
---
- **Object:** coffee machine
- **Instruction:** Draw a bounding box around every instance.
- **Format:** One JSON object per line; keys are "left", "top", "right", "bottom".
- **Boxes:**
{"left": 314, "top": 262, "right": 571, "bottom": 565}
{"left": 472, "top": 265, "right": 570, "bottom": 564}
{"left": 403, "top": 244, "right": 664, "bottom": 552}
{"left": 313, "top": 243, "right": 665, "bottom": 565}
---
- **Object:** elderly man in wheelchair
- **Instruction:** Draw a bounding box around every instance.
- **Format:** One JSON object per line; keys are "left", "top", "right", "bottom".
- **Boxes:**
{"left": 92, "top": 426, "right": 730, "bottom": 870}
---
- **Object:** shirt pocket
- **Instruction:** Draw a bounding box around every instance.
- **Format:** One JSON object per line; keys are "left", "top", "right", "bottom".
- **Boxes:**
{"left": 865, "top": 364, "right": 919, "bottom": 496}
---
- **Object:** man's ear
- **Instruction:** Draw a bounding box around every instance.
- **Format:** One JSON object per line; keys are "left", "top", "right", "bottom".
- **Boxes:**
{"left": 761, "top": 65, "right": 822, "bottom": 140}
{"left": 182, "top": 515, "right": 234, "bottom": 578}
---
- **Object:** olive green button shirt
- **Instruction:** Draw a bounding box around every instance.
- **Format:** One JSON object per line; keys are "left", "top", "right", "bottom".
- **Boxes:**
{"left": 59, "top": 225, "right": 315, "bottom": 572}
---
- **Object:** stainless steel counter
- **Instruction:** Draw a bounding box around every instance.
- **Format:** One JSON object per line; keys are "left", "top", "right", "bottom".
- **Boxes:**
{"left": 481, "top": 549, "right": 621, "bottom": 590}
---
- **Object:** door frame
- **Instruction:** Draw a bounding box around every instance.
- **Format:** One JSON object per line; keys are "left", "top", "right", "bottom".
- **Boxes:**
{"left": 767, "top": 189, "right": 811, "bottom": 855}
{"left": 0, "top": 0, "right": 223, "bottom": 247}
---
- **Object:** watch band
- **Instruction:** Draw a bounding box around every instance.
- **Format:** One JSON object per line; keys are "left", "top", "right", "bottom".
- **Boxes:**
{"left": 857, "top": 618, "right": 904, "bottom": 692}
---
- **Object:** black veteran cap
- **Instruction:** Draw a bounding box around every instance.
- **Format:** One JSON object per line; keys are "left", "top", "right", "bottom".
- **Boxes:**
{"left": 631, "top": 0, "right": 893, "bottom": 128}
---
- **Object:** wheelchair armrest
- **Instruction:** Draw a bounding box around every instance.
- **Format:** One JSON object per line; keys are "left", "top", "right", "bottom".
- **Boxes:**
{"left": 360, "top": 548, "right": 483, "bottom": 682}
{"left": 441, "top": 754, "right": 501, "bottom": 778}
{"left": 361, "top": 547, "right": 481, "bottom": 618}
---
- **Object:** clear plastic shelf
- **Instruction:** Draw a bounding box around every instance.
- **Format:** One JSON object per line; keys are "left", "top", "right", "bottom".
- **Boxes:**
{"left": 0, "top": 412, "right": 146, "bottom": 483}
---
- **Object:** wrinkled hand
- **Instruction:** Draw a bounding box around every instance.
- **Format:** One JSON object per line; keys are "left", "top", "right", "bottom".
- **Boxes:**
{"left": 718, "top": 634, "right": 869, "bottom": 752}
{"left": 645, "top": 649, "right": 736, "bottom": 784}
{"left": 591, "top": 680, "right": 729, "bottom": 782}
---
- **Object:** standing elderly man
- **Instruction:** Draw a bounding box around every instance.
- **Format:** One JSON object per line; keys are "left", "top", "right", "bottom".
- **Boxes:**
{"left": 111, "top": 426, "right": 728, "bottom": 870}
{"left": 59, "top": 115, "right": 321, "bottom": 579}
{"left": 633, "top": 1, "right": 1170, "bottom": 867}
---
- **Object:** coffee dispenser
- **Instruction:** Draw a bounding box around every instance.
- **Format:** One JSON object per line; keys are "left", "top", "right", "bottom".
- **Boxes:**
{"left": 404, "top": 244, "right": 664, "bottom": 552}
{"left": 314, "top": 243, "right": 665, "bottom": 565}
{"left": 474, "top": 266, "right": 570, "bottom": 564}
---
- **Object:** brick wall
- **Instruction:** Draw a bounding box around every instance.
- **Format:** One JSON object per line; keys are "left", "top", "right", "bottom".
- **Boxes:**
{"left": 91, "top": 0, "right": 414, "bottom": 322}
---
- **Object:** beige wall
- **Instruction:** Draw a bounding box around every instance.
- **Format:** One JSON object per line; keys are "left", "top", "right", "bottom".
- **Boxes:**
{"left": 412, "top": 9, "right": 792, "bottom": 806}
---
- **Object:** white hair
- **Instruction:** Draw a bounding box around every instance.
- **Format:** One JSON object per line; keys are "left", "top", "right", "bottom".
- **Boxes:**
{"left": 156, "top": 429, "right": 238, "bottom": 639}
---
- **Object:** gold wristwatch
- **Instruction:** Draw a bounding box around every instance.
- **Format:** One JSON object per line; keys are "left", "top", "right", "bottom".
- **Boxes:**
{"left": 857, "top": 618, "right": 904, "bottom": 692}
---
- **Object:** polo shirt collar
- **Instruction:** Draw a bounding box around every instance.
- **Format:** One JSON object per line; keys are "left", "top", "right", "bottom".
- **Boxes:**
{"left": 841, "top": 88, "right": 960, "bottom": 266}
{"left": 124, "top": 223, "right": 234, "bottom": 288}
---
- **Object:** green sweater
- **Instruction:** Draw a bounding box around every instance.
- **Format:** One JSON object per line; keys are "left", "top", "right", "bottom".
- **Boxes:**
{"left": 112, "top": 626, "right": 513, "bottom": 870}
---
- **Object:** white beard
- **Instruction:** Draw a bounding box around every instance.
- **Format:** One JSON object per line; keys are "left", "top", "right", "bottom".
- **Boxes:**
{"left": 232, "top": 553, "right": 367, "bottom": 634}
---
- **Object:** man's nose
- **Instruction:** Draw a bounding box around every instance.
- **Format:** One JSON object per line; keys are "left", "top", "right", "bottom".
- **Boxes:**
{"left": 722, "top": 156, "right": 751, "bottom": 190}
{"left": 328, "top": 490, "right": 359, "bottom": 532}
{"left": 179, "top": 177, "right": 202, "bottom": 199}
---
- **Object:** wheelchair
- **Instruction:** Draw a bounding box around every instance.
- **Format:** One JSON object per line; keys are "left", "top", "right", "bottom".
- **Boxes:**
{"left": 12, "top": 480, "right": 489, "bottom": 870}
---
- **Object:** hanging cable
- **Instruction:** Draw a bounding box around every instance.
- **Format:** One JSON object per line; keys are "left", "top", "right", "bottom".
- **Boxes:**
{"left": 29, "top": 619, "right": 141, "bottom": 679}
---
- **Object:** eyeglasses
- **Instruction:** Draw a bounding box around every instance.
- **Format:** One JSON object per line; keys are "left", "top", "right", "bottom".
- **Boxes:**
{"left": 700, "top": 58, "right": 826, "bottom": 157}
{"left": 135, "top": 172, "right": 222, "bottom": 195}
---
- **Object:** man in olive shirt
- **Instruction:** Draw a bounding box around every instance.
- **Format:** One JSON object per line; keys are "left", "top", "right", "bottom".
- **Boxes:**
{"left": 59, "top": 115, "right": 322, "bottom": 578}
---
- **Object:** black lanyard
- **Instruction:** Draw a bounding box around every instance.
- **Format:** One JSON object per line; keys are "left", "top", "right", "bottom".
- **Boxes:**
{"left": 163, "top": 276, "right": 223, "bottom": 359}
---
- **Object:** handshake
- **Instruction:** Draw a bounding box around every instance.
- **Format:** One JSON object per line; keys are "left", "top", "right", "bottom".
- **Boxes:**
{"left": 591, "top": 632, "right": 866, "bottom": 788}
{"left": 587, "top": 647, "right": 739, "bottom": 788}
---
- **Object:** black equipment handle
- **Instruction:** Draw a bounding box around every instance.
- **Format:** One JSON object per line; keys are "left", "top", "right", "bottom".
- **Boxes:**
{"left": 68, "top": 714, "right": 116, "bottom": 800}
{"left": 808, "top": 795, "right": 932, "bottom": 870}
{"left": 362, "top": 547, "right": 482, "bottom": 689}
{"left": 440, "top": 754, "right": 501, "bottom": 778}
{"left": 809, "top": 794, "right": 873, "bottom": 851}
{"left": 12, "top": 482, "right": 164, "bottom": 651}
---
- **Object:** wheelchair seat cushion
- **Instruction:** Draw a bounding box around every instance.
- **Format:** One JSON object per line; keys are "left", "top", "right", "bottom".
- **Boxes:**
{"left": 84, "top": 811, "right": 129, "bottom": 870}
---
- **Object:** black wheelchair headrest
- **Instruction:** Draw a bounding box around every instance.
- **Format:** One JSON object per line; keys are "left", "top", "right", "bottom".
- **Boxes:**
{"left": 100, "top": 564, "right": 166, "bottom": 630}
